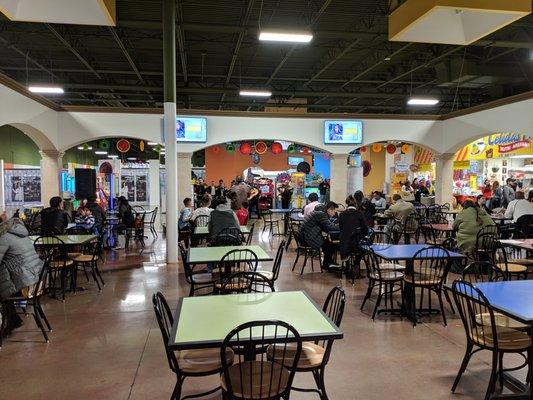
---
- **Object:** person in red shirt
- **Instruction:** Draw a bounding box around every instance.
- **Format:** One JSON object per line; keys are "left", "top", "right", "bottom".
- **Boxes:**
{"left": 236, "top": 201, "right": 249, "bottom": 225}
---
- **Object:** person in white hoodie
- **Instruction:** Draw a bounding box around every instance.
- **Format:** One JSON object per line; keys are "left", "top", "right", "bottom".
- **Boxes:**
{"left": 504, "top": 191, "right": 533, "bottom": 223}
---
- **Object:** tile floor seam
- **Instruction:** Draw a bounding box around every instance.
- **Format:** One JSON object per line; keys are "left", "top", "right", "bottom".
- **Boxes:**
{"left": 126, "top": 314, "right": 155, "bottom": 400}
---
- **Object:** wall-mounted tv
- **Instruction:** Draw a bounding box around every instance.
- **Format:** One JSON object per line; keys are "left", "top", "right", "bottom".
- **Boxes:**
{"left": 288, "top": 156, "right": 304, "bottom": 166}
{"left": 324, "top": 120, "right": 363, "bottom": 144}
{"left": 176, "top": 117, "right": 207, "bottom": 142}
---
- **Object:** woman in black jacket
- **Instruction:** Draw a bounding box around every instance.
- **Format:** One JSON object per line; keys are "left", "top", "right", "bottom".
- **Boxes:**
{"left": 339, "top": 195, "right": 368, "bottom": 260}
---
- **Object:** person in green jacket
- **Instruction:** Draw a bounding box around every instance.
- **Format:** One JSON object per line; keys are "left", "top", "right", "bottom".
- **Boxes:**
{"left": 453, "top": 200, "right": 495, "bottom": 254}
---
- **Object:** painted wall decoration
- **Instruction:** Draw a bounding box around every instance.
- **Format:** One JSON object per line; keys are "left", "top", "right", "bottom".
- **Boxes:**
{"left": 455, "top": 133, "right": 532, "bottom": 161}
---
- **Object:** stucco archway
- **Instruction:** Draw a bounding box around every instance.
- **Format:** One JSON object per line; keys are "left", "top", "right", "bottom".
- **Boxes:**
{"left": 3, "top": 123, "right": 57, "bottom": 151}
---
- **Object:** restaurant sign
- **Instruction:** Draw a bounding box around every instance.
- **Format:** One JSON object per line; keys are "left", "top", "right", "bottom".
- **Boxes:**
{"left": 455, "top": 133, "right": 532, "bottom": 161}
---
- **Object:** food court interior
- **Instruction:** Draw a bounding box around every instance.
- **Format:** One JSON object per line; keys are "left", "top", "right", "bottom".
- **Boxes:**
{"left": 0, "top": 1, "right": 533, "bottom": 399}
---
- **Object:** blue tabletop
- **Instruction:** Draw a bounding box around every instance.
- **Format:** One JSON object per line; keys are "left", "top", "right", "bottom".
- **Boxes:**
{"left": 270, "top": 208, "right": 293, "bottom": 213}
{"left": 371, "top": 244, "right": 465, "bottom": 260}
{"left": 474, "top": 281, "right": 533, "bottom": 324}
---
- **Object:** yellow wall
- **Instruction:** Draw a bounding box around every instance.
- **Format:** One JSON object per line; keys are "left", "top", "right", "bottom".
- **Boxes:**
{"left": 363, "top": 150, "right": 386, "bottom": 195}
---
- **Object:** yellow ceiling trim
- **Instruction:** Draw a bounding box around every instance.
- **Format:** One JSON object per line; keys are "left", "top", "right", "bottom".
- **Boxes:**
{"left": 97, "top": 0, "right": 116, "bottom": 26}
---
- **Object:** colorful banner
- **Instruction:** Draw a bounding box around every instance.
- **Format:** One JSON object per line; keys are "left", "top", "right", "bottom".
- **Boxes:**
{"left": 455, "top": 133, "right": 532, "bottom": 161}
{"left": 414, "top": 145, "right": 434, "bottom": 164}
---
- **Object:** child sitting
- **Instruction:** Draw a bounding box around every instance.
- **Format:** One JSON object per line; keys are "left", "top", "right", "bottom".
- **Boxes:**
{"left": 236, "top": 201, "right": 249, "bottom": 226}
{"left": 75, "top": 207, "right": 97, "bottom": 233}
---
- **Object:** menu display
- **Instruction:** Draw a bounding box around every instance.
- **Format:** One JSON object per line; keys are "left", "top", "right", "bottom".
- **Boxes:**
{"left": 176, "top": 117, "right": 207, "bottom": 143}
{"left": 324, "top": 120, "right": 363, "bottom": 144}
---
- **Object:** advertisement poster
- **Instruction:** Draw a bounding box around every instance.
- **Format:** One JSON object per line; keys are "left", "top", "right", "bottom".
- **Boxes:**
{"left": 3, "top": 169, "right": 41, "bottom": 204}
{"left": 455, "top": 133, "right": 532, "bottom": 161}
{"left": 23, "top": 175, "right": 41, "bottom": 203}
{"left": 136, "top": 175, "right": 147, "bottom": 202}
{"left": 121, "top": 175, "right": 135, "bottom": 202}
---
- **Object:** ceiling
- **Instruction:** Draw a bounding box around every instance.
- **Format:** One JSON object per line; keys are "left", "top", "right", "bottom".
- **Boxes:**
{"left": 0, "top": 0, "right": 532, "bottom": 114}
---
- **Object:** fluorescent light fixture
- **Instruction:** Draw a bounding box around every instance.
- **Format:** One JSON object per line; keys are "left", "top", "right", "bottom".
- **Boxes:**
{"left": 259, "top": 31, "right": 313, "bottom": 43}
{"left": 407, "top": 98, "right": 439, "bottom": 106}
{"left": 509, "top": 155, "right": 532, "bottom": 159}
{"left": 240, "top": 90, "right": 272, "bottom": 97}
{"left": 94, "top": 150, "right": 107, "bottom": 155}
{"left": 28, "top": 86, "right": 64, "bottom": 94}
{"left": 108, "top": 154, "right": 118, "bottom": 159}
{"left": 77, "top": 146, "right": 93, "bottom": 150}
{"left": 127, "top": 157, "right": 137, "bottom": 161}
{"left": 147, "top": 142, "right": 158, "bottom": 146}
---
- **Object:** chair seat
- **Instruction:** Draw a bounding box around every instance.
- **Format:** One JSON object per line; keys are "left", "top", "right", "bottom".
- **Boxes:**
{"left": 74, "top": 254, "right": 94, "bottom": 263}
{"left": 177, "top": 347, "right": 234, "bottom": 374}
{"left": 370, "top": 271, "right": 404, "bottom": 281}
{"left": 472, "top": 326, "right": 531, "bottom": 351}
{"left": 379, "top": 262, "right": 405, "bottom": 271}
{"left": 67, "top": 252, "right": 82, "bottom": 259}
{"left": 221, "top": 360, "right": 289, "bottom": 397}
{"left": 510, "top": 258, "right": 533, "bottom": 267}
{"left": 215, "top": 282, "right": 250, "bottom": 291}
{"left": 257, "top": 270, "right": 274, "bottom": 280}
{"left": 50, "top": 259, "right": 74, "bottom": 268}
{"left": 191, "top": 273, "right": 216, "bottom": 283}
{"left": 426, "top": 238, "right": 445, "bottom": 246}
{"left": 403, "top": 275, "right": 441, "bottom": 286}
{"left": 267, "top": 341, "right": 325, "bottom": 370}
{"left": 496, "top": 263, "right": 528, "bottom": 274}
{"left": 475, "top": 313, "right": 529, "bottom": 331}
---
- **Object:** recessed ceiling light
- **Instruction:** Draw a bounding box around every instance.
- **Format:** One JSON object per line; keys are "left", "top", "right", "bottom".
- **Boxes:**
{"left": 240, "top": 90, "right": 272, "bottom": 97}
{"left": 108, "top": 154, "right": 118, "bottom": 159}
{"left": 77, "top": 146, "right": 93, "bottom": 150}
{"left": 385, "top": 56, "right": 391, "bottom": 61}
{"left": 407, "top": 98, "right": 439, "bottom": 106}
{"left": 259, "top": 31, "right": 313, "bottom": 43}
{"left": 127, "top": 157, "right": 137, "bottom": 161}
{"left": 28, "top": 86, "right": 64, "bottom": 94}
{"left": 509, "top": 155, "right": 532, "bottom": 159}
{"left": 94, "top": 150, "right": 108, "bottom": 155}
{"left": 147, "top": 142, "right": 158, "bottom": 145}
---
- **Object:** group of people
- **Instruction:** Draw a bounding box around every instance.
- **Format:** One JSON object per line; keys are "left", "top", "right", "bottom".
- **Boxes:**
{"left": 401, "top": 178, "right": 432, "bottom": 202}
{"left": 480, "top": 177, "right": 531, "bottom": 210}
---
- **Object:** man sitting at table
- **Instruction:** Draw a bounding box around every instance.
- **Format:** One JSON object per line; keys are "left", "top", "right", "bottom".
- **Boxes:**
{"left": 383, "top": 193, "right": 415, "bottom": 235}
{"left": 40, "top": 196, "right": 69, "bottom": 235}
{"left": 504, "top": 191, "right": 533, "bottom": 224}
{"left": 303, "top": 192, "right": 321, "bottom": 217}
{"left": 299, "top": 201, "right": 339, "bottom": 271}
{"left": 208, "top": 197, "right": 241, "bottom": 241}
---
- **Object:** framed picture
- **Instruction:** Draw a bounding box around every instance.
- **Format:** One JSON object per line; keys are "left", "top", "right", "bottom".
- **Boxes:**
{"left": 502, "top": 160, "right": 508, "bottom": 167}
{"left": 502, "top": 168, "right": 507, "bottom": 174}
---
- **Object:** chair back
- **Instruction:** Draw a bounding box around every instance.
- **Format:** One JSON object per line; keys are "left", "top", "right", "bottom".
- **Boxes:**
{"left": 221, "top": 271, "right": 271, "bottom": 294}
{"left": 475, "top": 231, "right": 499, "bottom": 261}
{"left": 451, "top": 280, "right": 499, "bottom": 350}
{"left": 33, "top": 235, "right": 65, "bottom": 260}
{"left": 211, "top": 232, "right": 242, "bottom": 247}
{"left": 66, "top": 226, "right": 89, "bottom": 234}
{"left": 360, "top": 243, "right": 382, "bottom": 280}
{"left": 218, "top": 249, "right": 259, "bottom": 276}
{"left": 245, "top": 222, "right": 255, "bottom": 246}
{"left": 150, "top": 207, "right": 158, "bottom": 224}
{"left": 369, "top": 230, "right": 394, "bottom": 245}
{"left": 152, "top": 292, "right": 178, "bottom": 373}
{"left": 403, "top": 213, "right": 419, "bottom": 235}
{"left": 220, "top": 320, "right": 302, "bottom": 400}
{"left": 318, "top": 286, "right": 345, "bottom": 365}
{"left": 262, "top": 210, "right": 274, "bottom": 222}
{"left": 22, "top": 253, "right": 51, "bottom": 299}
{"left": 409, "top": 246, "right": 451, "bottom": 286}
{"left": 193, "top": 215, "right": 210, "bottom": 227}
{"left": 270, "top": 240, "right": 286, "bottom": 282}
{"left": 178, "top": 241, "right": 195, "bottom": 285}
{"left": 515, "top": 214, "right": 533, "bottom": 237}
{"left": 461, "top": 261, "right": 505, "bottom": 283}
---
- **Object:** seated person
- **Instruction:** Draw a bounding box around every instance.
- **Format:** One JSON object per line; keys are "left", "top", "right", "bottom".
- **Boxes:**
{"left": 453, "top": 200, "right": 495, "bottom": 253}
{"left": 339, "top": 195, "right": 368, "bottom": 261}
{"left": 504, "top": 191, "right": 533, "bottom": 223}
{"left": 383, "top": 193, "right": 415, "bottom": 235}
{"left": 303, "top": 193, "right": 321, "bottom": 217}
{"left": 299, "top": 201, "right": 339, "bottom": 271}
{"left": 74, "top": 207, "right": 96, "bottom": 233}
{"left": 190, "top": 194, "right": 212, "bottom": 224}
{"left": 208, "top": 197, "right": 241, "bottom": 241}
{"left": 371, "top": 191, "right": 387, "bottom": 210}
{"left": 85, "top": 195, "right": 105, "bottom": 233}
{"left": 476, "top": 194, "right": 491, "bottom": 215}
{"left": 236, "top": 201, "right": 249, "bottom": 226}
{"left": 40, "top": 196, "right": 69, "bottom": 234}
{"left": 117, "top": 196, "right": 135, "bottom": 229}
{"left": 178, "top": 198, "right": 194, "bottom": 231}
{"left": 354, "top": 190, "right": 375, "bottom": 227}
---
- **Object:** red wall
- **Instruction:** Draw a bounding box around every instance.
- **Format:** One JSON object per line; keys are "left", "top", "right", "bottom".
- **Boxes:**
{"left": 205, "top": 147, "right": 313, "bottom": 184}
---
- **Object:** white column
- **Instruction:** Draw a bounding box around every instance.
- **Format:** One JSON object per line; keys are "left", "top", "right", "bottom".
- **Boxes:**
{"left": 435, "top": 153, "right": 455, "bottom": 206}
{"left": 329, "top": 154, "right": 349, "bottom": 204}
{"left": 0, "top": 159, "right": 5, "bottom": 213}
{"left": 39, "top": 149, "right": 63, "bottom": 206}
{"left": 177, "top": 152, "right": 193, "bottom": 206}
{"left": 148, "top": 159, "right": 161, "bottom": 227}
{"left": 164, "top": 103, "right": 179, "bottom": 264}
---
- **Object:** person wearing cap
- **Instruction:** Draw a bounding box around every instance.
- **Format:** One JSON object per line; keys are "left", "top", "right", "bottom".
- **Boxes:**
{"left": 502, "top": 178, "right": 517, "bottom": 208}
{"left": 299, "top": 201, "right": 339, "bottom": 271}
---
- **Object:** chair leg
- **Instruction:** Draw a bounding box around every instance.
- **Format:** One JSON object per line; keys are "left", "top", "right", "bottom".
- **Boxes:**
{"left": 313, "top": 367, "right": 329, "bottom": 400}
{"left": 300, "top": 252, "right": 308, "bottom": 275}
{"left": 360, "top": 279, "right": 374, "bottom": 311}
{"left": 372, "top": 283, "right": 383, "bottom": 320}
{"left": 171, "top": 377, "right": 182, "bottom": 400}
{"left": 444, "top": 289, "right": 455, "bottom": 314}
{"left": 436, "top": 288, "right": 447, "bottom": 326}
{"left": 32, "top": 307, "right": 49, "bottom": 342}
{"left": 485, "top": 351, "right": 499, "bottom": 400}
{"left": 35, "top": 299, "right": 52, "bottom": 331}
{"left": 498, "top": 352, "right": 504, "bottom": 390}
{"left": 451, "top": 343, "right": 473, "bottom": 392}
{"left": 91, "top": 262, "right": 102, "bottom": 291}
{"left": 292, "top": 249, "right": 300, "bottom": 272}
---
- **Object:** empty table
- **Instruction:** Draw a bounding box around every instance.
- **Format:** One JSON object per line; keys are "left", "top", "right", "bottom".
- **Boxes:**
{"left": 194, "top": 225, "right": 250, "bottom": 236}
{"left": 169, "top": 291, "right": 343, "bottom": 351}
{"left": 187, "top": 245, "right": 272, "bottom": 265}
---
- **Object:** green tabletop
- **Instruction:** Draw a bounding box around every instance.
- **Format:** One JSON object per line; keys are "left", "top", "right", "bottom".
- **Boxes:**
{"left": 187, "top": 245, "right": 272, "bottom": 264}
{"left": 194, "top": 226, "right": 250, "bottom": 235}
{"left": 30, "top": 234, "right": 97, "bottom": 245}
{"left": 169, "top": 291, "right": 343, "bottom": 350}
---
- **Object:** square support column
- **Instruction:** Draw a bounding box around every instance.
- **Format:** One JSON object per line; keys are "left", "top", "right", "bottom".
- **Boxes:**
{"left": 177, "top": 153, "right": 193, "bottom": 207}
{"left": 435, "top": 153, "right": 455, "bottom": 206}
{"left": 0, "top": 160, "right": 5, "bottom": 213}
{"left": 329, "top": 154, "right": 349, "bottom": 204}
{"left": 39, "top": 150, "right": 63, "bottom": 206}
{"left": 148, "top": 159, "right": 161, "bottom": 226}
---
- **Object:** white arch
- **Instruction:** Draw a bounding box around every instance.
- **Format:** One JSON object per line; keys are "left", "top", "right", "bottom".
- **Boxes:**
{"left": 1, "top": 123, "right": 57, "bottom": 150}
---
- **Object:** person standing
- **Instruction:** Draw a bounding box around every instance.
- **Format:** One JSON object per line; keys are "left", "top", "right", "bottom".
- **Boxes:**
{"left": 354, "top": 190, "right": 375, "bottom": 227}
{"left": 230, "top": 177, "right": 251, "bottom": 210}
{"left": 318, "top": 179, "right": 330, "bottom": 203}
{"left": 502, "top": 178, "right": 517, "bottom": 208}
{"left": 215, "top": 179, "right": 226, "bottom": 197}
{"left": 280, "top": 183, "right": 293, "bottom": 209}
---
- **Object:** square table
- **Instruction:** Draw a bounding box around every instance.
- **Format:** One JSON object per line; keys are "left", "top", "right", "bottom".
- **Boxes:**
{"left": 169, "top": 291, "right": 343, "bottom": 351}
{"left": 194, "top": 225, "right": 250, "bottom": 235}
{"left": 187, "top": 245, "right": 273, "bottom": 265}
{"left": 30, "top": 234, "right": 97, "bottom": 245}
{"left": 500, "top": 239, "right": 533, "bottom": 253}
{"left": 491, "top": 215, "right": 513, "bottom": 226}
{"left": 270, "top": 208, "right": 293, "bottom": 235}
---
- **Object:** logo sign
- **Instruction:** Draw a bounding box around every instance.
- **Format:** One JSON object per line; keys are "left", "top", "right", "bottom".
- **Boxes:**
{"left": 395, "top": 161, "right": 409, "bottom": 173}
{"left": 498, "top": 140, "right": 530, "bottom": 154}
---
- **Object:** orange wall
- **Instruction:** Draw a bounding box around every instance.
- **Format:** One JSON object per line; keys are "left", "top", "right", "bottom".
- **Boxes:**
{"left": 362, "top": 149, "right": 386, "bottom": 194}
{"left": 205, "top": 148, "right": 313, "bottom": 184}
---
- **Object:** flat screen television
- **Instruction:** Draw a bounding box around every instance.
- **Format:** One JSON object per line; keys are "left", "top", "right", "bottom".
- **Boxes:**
{"left": 288, "top": 156, "right": 304, "bottom": 166}
{"left": 176, "top": 117, "right": 207, "bottom": 142}
{"left": 324, "top": 120, "right": 363, "bottom": 144}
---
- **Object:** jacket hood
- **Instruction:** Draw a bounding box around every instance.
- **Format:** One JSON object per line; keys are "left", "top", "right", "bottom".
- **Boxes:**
{"left": 0, "top": 218, "right": 28, "bottom": 238}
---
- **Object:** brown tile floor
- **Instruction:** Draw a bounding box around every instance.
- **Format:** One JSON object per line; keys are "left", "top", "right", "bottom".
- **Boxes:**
{"left": 0, "top": 224, "right": 524, "bottom": 399}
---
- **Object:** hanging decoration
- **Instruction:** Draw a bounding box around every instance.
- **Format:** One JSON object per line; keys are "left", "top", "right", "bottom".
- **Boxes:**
{"left": 271, "top": 142, "right": 283, "bottom": 155}
{"left": 410, "top": 164, "right": 420, "bottom": 172}
{"left": 287, "top": 144, "right": 296, "bottom": 153}
{"left": 255, "top": 141, "right": 267, "bottom": 154}
{"left": 239, "top": 142, "right": 252, "bottom": 155}
{"left": 192, "top": 152, "right": 205, "bottom": 167}
{"left": 401, "top": 143, "right": 410, "bottom": 154}
{"left": 323, "top": 153, "right": 330, "bottom": 160}
{"left": 226, "top": 143, "right": 235, "bottom": 153}
{"left": 302, "top": 146, "right": 310, "bottom": 155}
{"left": 252, "top": 153, "right": 260, "bottom": 164}
{"left": 155, "top": 144, "right": 163, "bottom": 153}
{"left": 372, "top": 143, "right": 382, "bottom": 153}
{"left": 212, "top": 145, "right": 221, "bottom": 154}
{"left": 359, "top": 146, "right": 368, "bottom": 153}
{"left": 139, "top": 140, "right": 145, "bottom": 152}
{"left": 116, "top": 139, "right": 131, "bottom": 153}
{"left": 386, "top": 143, "right": 397, "bottom": 154}
{"left": 362, "top": 160, "right": 372, "bottom": 177}
{"left": 82, "top": 143, "right": 90, "bottom": 151}
{"left": 99, "top": 139, "right": 111, "bottom": 150}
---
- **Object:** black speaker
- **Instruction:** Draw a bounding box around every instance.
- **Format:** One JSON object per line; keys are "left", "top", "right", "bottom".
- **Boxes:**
{"left": 75, "top": 168, "right": 97, "bottom": 200}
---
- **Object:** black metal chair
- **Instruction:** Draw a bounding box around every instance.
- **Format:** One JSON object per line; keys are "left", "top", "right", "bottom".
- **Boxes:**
{"left": 490, "top": 242, "right": 528, "bottom": 280}
{"left": 145, "top": 207, "right": 159, "bottom": 238}
{"left": 192, "top": 214, "right": 210, "bottom": 228}
{"left": 450, "top": 280, "right": 532, "bottom": 400}
{"left": 125, "top": 212, "right": 146, "bottom": 249}
{"left": 220, "top": 320, "right": 302, "bottom": 400}
{"left": 35, "top": 236, "right": 75, "bottom": 301}
{"left": 403, "top": 246, "right": 451, "bottom": 326}
{"left": 220, "top": 271, "right": 272, "bottom": 294}
{"left": 211, "top": 229, "right": 242, "bottom": 247}
{"left": 72, "top": 234, "right": 105, "bottom": 291}
{"left": 214, "top": 248, "right": 258, "bottom": 293}
{"left": 474, "top": 229, "right": 499, "bottom": 262}
{"left": 152, "top": 292, "right": 233, "bottom": 400}
{"left": 178, "top": 241, "right": 217, "bottom": 296}
{"left": 461, "top": 261, "right": 505, "bottom": 284}
{"left": 291, "top": 230, "right": 321, "bottom": 275}
{"left": 257, "top": 240, "right": 285, "bottom": 291}
{"left": 261, "top": 210, "right": 281, "bottom": 236}
{"left": 245, "top": 222, "right": 255, "bottom": 246}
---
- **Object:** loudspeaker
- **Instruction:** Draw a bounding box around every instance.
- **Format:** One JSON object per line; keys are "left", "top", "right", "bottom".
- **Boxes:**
{"left": 75, "top": 168, "right": 97, "bottom": 200}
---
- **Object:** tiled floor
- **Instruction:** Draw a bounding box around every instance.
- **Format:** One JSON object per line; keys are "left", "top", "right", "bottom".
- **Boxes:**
{"left": 0, "top": 224, "right": 524, "bottom": 399}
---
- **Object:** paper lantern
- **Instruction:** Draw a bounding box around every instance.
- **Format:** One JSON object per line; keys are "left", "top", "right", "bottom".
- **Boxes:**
{"left": 212, "top": 145, "right": 221, "bottom": 154}
{"left": 323, "top": 153, "right": 330, "bottom": 160}
{"left": 359, "top": 146, "right": 368, "bottom": 153}
{"left": 302, "top": 146, "right": 310, "bottom": 155}
{"left": 239, "top": 142, "right": 252, "bottom": 155}
{"left": 386, "top": 144, "right": 397, "bottom": 154}
{"left": 255, "top": 141, "right": 267, "bottom": 154}
{"left": 116, "top": 139, "right": 131, "bottom": 153}
{"left": 287, "top": 144, "right": 296, "bottom": 153}
{"left": 362, "top": 160, "right": 372, "bottom": 177}
{"left": 271, "top": 142, "right": 283, "bottom": 155}
{"left": 139, "top": 140, "right": 145, "bottom": 152}
{"left": 99, "top": 139, "right": 111, "bottom": 150}
{"left": 226, "top": 143, "right": 235, "bottom": 153}
{"left": 82, "top": 143, "right": 90, "bottom": 151}
{"left": 372, "top": 143, "right": 382, "bottom": 153}
{"left": 401, "top": 144, "right": 410, "bottom": 154}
